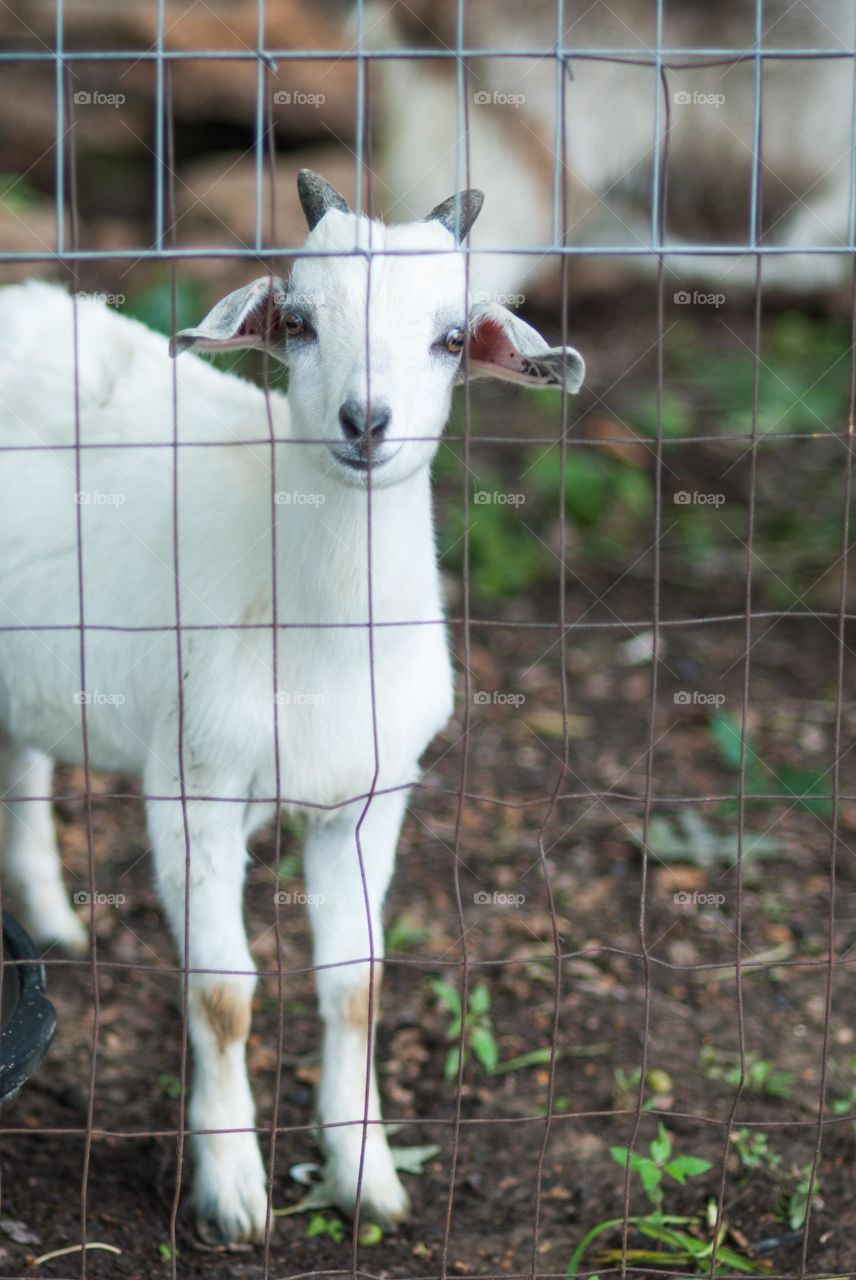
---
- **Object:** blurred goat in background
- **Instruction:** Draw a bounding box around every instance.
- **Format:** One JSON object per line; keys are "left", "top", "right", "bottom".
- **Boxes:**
{"left": 369, "top": 0, "right": 854, "bottom": 304}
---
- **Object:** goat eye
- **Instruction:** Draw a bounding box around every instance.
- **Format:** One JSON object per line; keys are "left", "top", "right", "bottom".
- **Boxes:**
{"left": 284, "top": 313, "right": 305, "bottom": 338}
{"left": 445, "top": 328, "right": 465, "bottom": 355}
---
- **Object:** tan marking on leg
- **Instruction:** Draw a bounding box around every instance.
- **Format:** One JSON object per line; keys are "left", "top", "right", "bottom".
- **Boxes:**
{"left": 199, "top": 982, "right": 252, "bottom": 1053}
{"left": 346, "top": 970, "right": 382, "bottom": 1033}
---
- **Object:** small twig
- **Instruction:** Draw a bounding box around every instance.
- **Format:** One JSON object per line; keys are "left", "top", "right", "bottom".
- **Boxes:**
{"left": 32, "top": 1242, "right": 122, "bottom": 1266}
{"left": 692, "top": 941, "right": 794, "bottom": 983}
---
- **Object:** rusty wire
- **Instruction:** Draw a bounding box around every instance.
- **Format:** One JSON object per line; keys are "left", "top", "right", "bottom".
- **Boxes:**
{"left": 0, "top": 3, "right": 853, "bottom": 1280}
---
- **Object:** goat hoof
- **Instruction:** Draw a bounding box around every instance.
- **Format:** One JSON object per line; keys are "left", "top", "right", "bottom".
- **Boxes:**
{"left": 359, "top": 1183, "right": 411, "bottom": 1231}
{"left": 333, "top": 1155, "right": 411, "bottom": 1229}
{"left": 194, "top": 1200, "right": 270, "bottom": 1247}
{"left": 32, "top": 911, "right": 89, "bottom": 958}
{"left": 192, "top": 1145, "right": 270, "bottom": 1245}
{"left": 195, "top": 1210, "right": 269, "bottom": 1248}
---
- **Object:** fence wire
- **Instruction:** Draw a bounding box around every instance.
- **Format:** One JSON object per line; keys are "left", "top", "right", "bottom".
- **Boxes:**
{"left": 0, "top": 2, "right": 854, "bottom": 1280}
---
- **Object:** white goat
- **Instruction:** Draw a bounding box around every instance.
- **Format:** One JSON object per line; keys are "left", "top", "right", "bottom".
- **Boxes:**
{"left": 0, "top": 171, "right": 584, "bottom": 1243}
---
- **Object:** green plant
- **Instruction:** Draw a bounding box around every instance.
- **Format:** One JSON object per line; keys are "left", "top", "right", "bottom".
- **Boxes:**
{"left": 435, "top": 444, "right": 546, "bottom": 601}
{"left": 277, "top": 853, "right": 301, "bottom": 880}
{"left": 123, "top": 279, "right": 206, "bottom": 338}
{"left": 610, "top": 1123, "right": 711, "bottom": 1216}
{"left": 632, "top": 388, "right": 694, "bottom": 439}
{"left": 386, "top": 914, "right": 431, "bottom": 953}
{"left": 428, "top": 977, "right": 498, "bottom": 1079}
{"left": 630, "top": 807, "right": 777, "bottom": 868}
{"left": 612, "top": 1066, "right": 656, "bottom": 1111}
{"left": 433, "top": 395, "right": 655, "bottom": 601}
{"left": 0, "top": 172, "right": 42, "bottom": 212}
{"left": 305, "top": 1212, "right": 345, "bottom": 1243}
{"left": 495, "top": 1046, "right": 557, "bottom": 1075}
{"left": 673, "top": 313, "right": 851, "bottom": 439}
{"left": 532, "top": 444, "right": 653, "bottom": 527}
{"left": 281, "top": 811, "right": 305, "bottom": 842}
{"left": 430, "top": 315, "right": 856, "bottom": 612}
{"left": 830, "top": 1055, "right": 856, "bottom": 1125}
{"left": 710, "top": 710, "right": 832, "bottom": 819}
{"left": 156, "top": 1072, "right": 182, "bottom": 1099}
{"left": 700, "top": 1046, "right": 795, "bottom": 1100}
{"left": 775, "top": 1164, "right": 820, "bottom": 1232}
{"left": 568, "top": 1124, "right": 767, "bottom": 1275}
{"left": 730, "top": 1130, "right": 822, "bottom": 1233}
{"left": 730, "top": 1128, "right": 782, "bottom": 1174}
{"left": 612, "top": 1066, "right": 673, "bottom": 1111}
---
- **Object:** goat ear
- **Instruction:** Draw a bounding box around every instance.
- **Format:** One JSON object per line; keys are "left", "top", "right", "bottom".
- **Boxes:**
{"left": 465, "top": 302, "right": 585, "bottom": 393}
{"left": 169, "top": 276, "right": 289, "bottom": 358}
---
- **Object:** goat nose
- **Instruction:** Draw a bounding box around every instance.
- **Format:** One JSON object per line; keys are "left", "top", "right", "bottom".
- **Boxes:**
{"left": 338, "top": 399, "right": 391, "bottom": 441}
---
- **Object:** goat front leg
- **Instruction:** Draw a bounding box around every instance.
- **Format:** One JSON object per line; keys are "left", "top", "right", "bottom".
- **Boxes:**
{"left": 146, "top": 777, "right": 268, "bottom": 1244}
{"left": 304, "top": 790, "right": 409, "bottom": 1226}
{"left": 0, "top": 740, "right": 88, "bottom": 954}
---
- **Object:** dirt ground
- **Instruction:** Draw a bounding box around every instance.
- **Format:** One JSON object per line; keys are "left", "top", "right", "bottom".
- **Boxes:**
{"left": 2, "top": 298, "right": 856, "bottom": 1280}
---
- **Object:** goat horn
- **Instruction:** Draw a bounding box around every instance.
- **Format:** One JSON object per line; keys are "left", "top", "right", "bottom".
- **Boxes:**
{"left": 297, "top": 169, "right": 350, "bottom": 230}
{"left": 426, "top": 189, "right": 484, "bottom": 242}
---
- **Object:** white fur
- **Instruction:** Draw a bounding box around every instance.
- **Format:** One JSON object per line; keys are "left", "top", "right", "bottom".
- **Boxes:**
{"left": 0, "top": 201, "right": 582, "bottom": 1242}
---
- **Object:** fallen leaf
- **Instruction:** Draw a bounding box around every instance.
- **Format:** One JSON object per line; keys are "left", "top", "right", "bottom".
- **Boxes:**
{"left": 0, "top": 1220, "right": 40, "bottom": 1246}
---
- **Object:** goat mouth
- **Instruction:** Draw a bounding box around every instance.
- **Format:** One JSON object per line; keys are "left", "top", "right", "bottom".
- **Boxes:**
{"left": 332, "top": 446, "right": 402, "bottom": 473}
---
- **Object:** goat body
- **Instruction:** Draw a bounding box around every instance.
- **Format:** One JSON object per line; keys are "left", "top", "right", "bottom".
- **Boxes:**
{"left": 0, "top": 280, "right": 450, "bottom": 804}
{"left": 0, "top": 176, "right": 583, "bottom": 1242}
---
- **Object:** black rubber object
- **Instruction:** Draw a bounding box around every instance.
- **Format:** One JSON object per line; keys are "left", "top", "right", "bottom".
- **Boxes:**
{"left": 0, "top": 913, "right": 56, "bottom": 1102}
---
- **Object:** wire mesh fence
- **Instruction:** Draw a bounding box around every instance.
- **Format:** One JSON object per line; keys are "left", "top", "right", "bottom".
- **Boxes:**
{"left": 0, "top": 2, "right": 854, "bottom": 1279}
